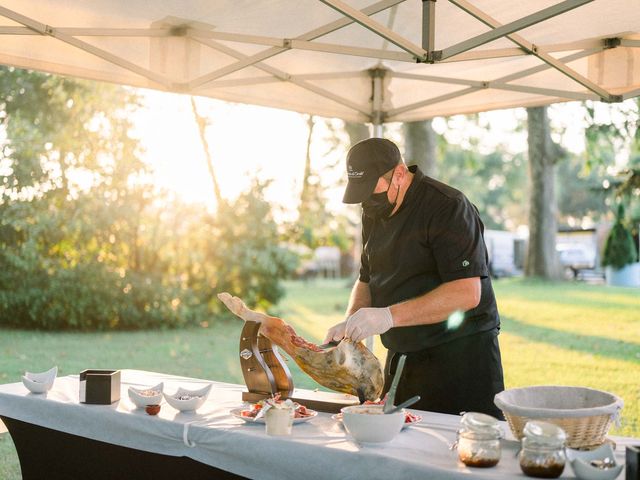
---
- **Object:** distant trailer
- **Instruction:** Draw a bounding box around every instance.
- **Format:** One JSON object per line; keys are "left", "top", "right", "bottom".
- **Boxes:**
{"left": 485, "top": 227, "right": 605, "bottom": 281}
{"left": 556, "top": 227, "right": 601, "bottom": 280}
{"left": 484, "top": 230, "right": 526, "bottom": 278}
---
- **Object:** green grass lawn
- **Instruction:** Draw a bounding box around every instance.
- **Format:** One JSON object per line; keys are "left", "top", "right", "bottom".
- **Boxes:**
{"left": 1, "top": 278, "right": 639, "bottom": 479}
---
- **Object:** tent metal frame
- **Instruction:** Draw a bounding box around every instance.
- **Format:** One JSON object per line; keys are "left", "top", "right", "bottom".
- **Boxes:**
{"left": 446, "top": 0, "right": 614, "bottom": 99}
{"left": 0, "top": 0, "right": 638, "bottom": 125}
{"left": 0, "top": 5, "right": 172, "bottom": 89}
{"left": 436, "top": 0, "right": 593, "bottom": 60}
{"left": 186, "top": 0, "right": 407, "bottom": 90}
{"left": 189, "top": 36, "right": 372, "bottom": 120}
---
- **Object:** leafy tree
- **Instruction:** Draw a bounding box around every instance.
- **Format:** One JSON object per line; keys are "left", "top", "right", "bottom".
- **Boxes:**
{"left": 295, "top": 115, "right": 333, "bottom": 249}
{"left": 210, "top": 180, "right": 298, "bottom": 311}
{"left": 584, "top": 99, "right": 640, "bottom": 170}
{"left": 0, "top": 68, "right": 196, "bottom": 329}
{"left": 584, "top": 99, "right": 640, "bottom": 249}
{"left": 602, "top": 204, "right": 638, "bottom": 269}
{"left": 284, "top": 117, "right": 352, "bottom": 256}
{"left": 429, "top": 145, "right": 528, "bottom": 231}
{"left": 555, "top": 155, "right": 611, "bottom": 226}
{"left": 605, "top": 155, "right": 640, "bottom": 254}
{"left": 0, "top": 68, "right": 295, "bottom": 329}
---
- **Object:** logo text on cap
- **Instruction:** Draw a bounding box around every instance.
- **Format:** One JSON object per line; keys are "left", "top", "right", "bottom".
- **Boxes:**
{"left": 348, "top": 164, "right": 364, "bottom": 179}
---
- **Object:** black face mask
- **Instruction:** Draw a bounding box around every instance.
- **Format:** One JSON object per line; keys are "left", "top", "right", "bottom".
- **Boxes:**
{"left": 362, "top": 181, "right": 399, "bottom": 219}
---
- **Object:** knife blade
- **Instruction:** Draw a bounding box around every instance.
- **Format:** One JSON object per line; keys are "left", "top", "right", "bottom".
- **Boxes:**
{"left": 318, "top": 340, "right": 341, "bottom": 350}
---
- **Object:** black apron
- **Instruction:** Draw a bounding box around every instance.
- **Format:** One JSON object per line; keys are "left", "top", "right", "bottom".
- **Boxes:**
{"left": 383, "top": 328, "right": 505, "bottom": 420}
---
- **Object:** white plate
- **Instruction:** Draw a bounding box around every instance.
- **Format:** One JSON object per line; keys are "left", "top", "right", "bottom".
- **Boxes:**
{"left": 230, "top": 407, "right": 317, "bottom": 424}
{"left": 332, "top": 412, "right": 422, "bottom": 429}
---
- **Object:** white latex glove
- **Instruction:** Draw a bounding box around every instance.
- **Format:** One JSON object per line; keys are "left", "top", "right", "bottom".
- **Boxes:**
{"left": 345, "top": 307, "right": 394, "bottom": 343}
{"left": 323, "top": 320, "right": 347, "bottom": 344}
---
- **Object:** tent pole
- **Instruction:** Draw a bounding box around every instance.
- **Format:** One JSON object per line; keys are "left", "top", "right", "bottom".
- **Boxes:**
{"left": 370, "top": 68, "right": 385, "bottom": 137}
{"left": 422, "top": 0, "right": 436, "bottom": 60}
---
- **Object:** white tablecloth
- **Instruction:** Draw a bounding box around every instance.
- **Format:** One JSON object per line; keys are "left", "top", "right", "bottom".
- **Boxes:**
{"left": 0, "top": 370, "right": 634, "bottom": 480}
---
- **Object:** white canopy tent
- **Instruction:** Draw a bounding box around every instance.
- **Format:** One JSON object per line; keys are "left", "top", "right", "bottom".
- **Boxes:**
{"left": 0, "top": 0, "right": 639, "bottom": 127}
{"left": 0, "top": 0, "right": 636, "bottom": 413}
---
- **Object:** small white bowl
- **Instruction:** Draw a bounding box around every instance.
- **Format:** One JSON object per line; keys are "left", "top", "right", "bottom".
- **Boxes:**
{"left": 567, "top": 443, "right": 623, "bottom": 480}
{"left": 22, "top": 366, "right": 57, "bottom": 394}
{"left": 128, "top": 383, "right": 164, "bottom": 408}
{"left": 341, "top": 404, "right": 405, "bottom": 443}
{"left": 163, "top": 384, "right": 212, "bottom": 412}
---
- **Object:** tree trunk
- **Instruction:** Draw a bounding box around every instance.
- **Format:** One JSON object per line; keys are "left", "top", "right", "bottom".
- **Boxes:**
{"left": 299, "top": 115, "right": 315, "bottom": 217}
{"left": 526, "top": 106, "right": 562, "bottom": 279}
{"left": 403, "top": 120, "right": 437, "bottom": 177}
{"left": 344, "top": 122, "right": 370, "bottom": 145}
{"left": 190, "top": 96, "right": 222, "bottom": 207}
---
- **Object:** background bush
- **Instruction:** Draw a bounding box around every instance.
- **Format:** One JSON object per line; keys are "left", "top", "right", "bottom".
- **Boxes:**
{"left": 602, "top": 204, "right": 638, "bottom": 270}
{"left": 0, "top": 67, "right": 295, "bottom": 330}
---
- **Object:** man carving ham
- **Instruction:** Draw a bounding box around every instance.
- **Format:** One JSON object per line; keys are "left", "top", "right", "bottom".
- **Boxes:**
{"left": 324, "top": 138, "right": 505, "bottom": 418}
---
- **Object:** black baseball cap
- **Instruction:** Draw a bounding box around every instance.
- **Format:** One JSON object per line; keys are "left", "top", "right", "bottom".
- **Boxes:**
{"left": 342, "top": 138, "right": 402, "bottom": 204}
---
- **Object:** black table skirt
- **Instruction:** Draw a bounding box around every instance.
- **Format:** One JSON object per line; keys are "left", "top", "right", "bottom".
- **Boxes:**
{"left": 1, "top": 416, "right": 248, "bottom": 480}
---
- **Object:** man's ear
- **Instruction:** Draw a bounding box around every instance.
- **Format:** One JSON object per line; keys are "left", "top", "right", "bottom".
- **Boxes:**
{"left": 391, "top": 164, "right": 404, "bottom": 185}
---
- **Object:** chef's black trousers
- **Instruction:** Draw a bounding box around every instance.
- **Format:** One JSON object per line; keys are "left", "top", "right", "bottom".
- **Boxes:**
{"left": 383, "top": 327, "right": 505, "bottom": 420}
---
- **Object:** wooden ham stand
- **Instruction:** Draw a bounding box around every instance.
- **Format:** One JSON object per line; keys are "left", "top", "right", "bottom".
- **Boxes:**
{"left": 239, "top": 321, "right": 359, "bottom": 413}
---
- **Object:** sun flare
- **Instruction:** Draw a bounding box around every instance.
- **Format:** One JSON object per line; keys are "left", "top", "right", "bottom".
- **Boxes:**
{"left": 130, "top": 90, "right": 349, "bottom": 220}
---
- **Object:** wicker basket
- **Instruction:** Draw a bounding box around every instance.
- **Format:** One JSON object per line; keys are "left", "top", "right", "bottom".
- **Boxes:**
{"left": 494, "top": 386, "right": 623, "bottom": 449}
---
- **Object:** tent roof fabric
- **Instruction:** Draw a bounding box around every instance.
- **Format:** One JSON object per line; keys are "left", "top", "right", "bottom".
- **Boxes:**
{"left": 0, "top": 0, "right": 639, "bottom": 122}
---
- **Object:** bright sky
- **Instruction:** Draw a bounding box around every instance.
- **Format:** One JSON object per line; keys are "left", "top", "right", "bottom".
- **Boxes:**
{"left": 131, "top": 89, "right": 349, "bottom": 221}
{"left": 131, "top": 89, "right": 625, "bottom": 220}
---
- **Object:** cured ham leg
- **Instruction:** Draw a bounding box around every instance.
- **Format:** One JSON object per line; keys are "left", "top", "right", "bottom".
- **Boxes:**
{"left": 217, "top": 292, "right": 384, "bottom": 402}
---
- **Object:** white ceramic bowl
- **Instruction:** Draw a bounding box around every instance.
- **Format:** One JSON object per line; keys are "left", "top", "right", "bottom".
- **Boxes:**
{"left": 128, "top": 382, "right": 164, "bottom": 408}
{"left": 341, "top": 404, "right": 405, "bottom": 443}
{"left": 22, "top": 366, "right": 57, "bottom": 394}
{"left": 566, "top": 443, "right": 623, "bottom": 480}
{"left": 163, "top": 384, "right": 212, "bottom": 412}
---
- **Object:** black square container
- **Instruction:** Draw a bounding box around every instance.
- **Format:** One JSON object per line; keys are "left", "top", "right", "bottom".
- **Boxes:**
{"left": 79, "top": 369, "right": 121, "bottom": 404}
{"left": 628, "top": 445, "right": 640, "bottom": 480}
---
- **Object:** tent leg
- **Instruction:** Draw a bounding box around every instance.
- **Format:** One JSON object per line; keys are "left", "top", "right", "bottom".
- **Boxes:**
{"left": 422, "top": 0, "right": 436, "bottom": 59}
{"left": 370, "top": 67, "right": 386, "bottom": 137}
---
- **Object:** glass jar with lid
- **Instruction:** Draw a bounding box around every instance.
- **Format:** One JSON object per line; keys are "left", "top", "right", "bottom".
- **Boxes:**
{"left": 455, "top": 412, "right": 503, "bottom": 468}
{"left": 518, "top": 421, "right": 566, "bottom": 478}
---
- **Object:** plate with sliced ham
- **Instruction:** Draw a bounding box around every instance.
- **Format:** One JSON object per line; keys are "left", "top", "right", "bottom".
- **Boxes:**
{"left": 230, "top": 401, "right": 317, "bottom": 424}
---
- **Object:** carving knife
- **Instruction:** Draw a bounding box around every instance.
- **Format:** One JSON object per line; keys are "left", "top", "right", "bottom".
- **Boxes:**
{"left": 383, "top": 354, "right": 407, "bottom": 413}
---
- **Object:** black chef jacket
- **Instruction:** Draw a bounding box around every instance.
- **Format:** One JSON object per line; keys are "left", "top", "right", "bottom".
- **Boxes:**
{"left": 359, "top": 166, "right": 500, "bottom": 352}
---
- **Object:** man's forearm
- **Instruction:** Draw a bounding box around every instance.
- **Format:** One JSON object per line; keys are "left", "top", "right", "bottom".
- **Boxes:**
{"left": 346, "top": 280, "right": 372, "bottom": 316}
{"left": 389, "top": 277, "right": 481, "bottom": 328}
